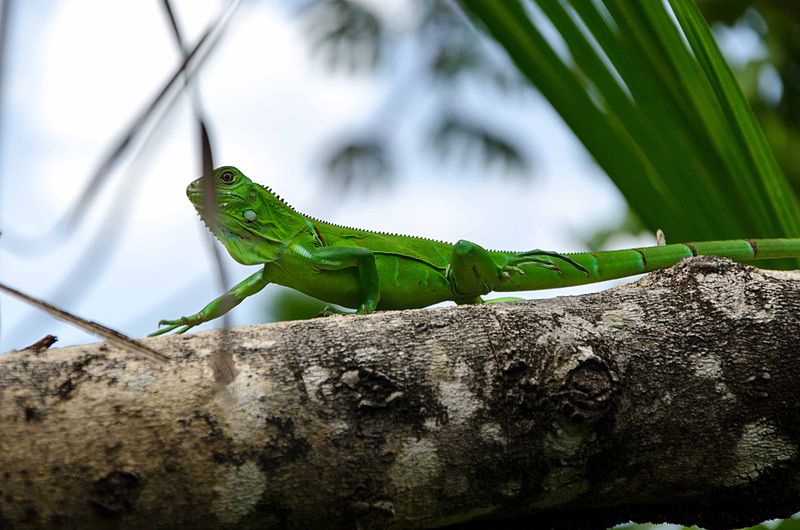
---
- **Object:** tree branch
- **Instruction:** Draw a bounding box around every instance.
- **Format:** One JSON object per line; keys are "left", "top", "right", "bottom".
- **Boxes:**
{"left": 1, "top": 257, "right": 799, "bottom": 529}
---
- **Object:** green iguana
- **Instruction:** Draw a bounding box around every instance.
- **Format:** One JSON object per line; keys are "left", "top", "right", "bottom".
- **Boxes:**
{"left": 150, "top": 166, "right": 800, "bottom": 335}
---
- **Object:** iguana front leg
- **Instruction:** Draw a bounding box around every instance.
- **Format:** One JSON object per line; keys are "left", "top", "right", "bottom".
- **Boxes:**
{"left": 303, "top": 245, "right": 380, "bottom": 314}
{"left": 149, "top": 268, "right": 270, "bottom": 336}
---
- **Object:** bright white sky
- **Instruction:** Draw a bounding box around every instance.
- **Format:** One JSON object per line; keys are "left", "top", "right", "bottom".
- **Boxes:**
{"left": 0, "top": 0, "right": 650, "bottom": 351}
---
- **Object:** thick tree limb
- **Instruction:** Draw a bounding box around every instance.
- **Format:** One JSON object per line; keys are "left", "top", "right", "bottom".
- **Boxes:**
{"left": 1, "top": 257, "right": 799, "bottom": 529}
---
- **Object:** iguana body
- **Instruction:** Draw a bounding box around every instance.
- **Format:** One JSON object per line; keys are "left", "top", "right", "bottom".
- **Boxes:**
{"left": 151, "top": 166, "right": 800, "bottom": 335}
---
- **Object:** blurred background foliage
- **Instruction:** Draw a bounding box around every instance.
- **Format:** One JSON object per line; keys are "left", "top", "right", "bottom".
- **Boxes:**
{"left": 293, "top": 0, "right": 800, "bottom": 239}
{"left": 294, "top": 0, "right": 532, "bottom": 188}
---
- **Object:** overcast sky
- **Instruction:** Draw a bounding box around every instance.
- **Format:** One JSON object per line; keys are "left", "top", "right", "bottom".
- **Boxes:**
{"left": 0, "top": 0, "right": 671, "bottom": 351}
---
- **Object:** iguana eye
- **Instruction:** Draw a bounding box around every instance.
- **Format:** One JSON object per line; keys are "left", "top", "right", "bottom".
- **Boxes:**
{"left": 220, "top": 171, "right": 235, "bottom": 184}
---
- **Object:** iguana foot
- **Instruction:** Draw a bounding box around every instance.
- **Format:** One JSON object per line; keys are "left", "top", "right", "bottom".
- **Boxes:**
{"left": 502, "top": 250, "right": 588, "bottom": 280}
{"left": 316, "top": 305, "right": 353, "bottom": 317}
{"left": 148, "top": 317, "right": 198, "bottom": 336}
{"left": 356, "top": 304, "right": 374, "bottom": 315}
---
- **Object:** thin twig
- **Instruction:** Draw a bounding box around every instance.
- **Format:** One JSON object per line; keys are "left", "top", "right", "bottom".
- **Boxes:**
{"left": 0, "top": 281, "right": 169, "bottom": 363}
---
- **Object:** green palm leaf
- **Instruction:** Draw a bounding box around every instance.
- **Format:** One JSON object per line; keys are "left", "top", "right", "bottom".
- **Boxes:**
{"left": 459, "top": 0, "right": 800, "bottom": 264}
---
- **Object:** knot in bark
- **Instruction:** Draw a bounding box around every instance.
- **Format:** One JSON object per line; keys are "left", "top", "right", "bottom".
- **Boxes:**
{"left": 560, "top": 355, "right": 614, "bottom": 423}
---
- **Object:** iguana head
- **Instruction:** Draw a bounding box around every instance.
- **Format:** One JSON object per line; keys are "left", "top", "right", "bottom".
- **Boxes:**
{"left": 186, "top": 166, "right": 304, "bottom": 265}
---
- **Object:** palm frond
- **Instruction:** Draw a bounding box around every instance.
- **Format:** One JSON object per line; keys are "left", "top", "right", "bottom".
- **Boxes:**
{"left": 459, "top": 0, "right": 800, "bottom": 263}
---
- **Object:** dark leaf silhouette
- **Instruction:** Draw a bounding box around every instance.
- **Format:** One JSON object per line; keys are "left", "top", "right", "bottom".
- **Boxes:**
{"left": 300, "top": 0, "right": 382, "bottom": 72}
{"left": 431, "top": 114, "right": 528, "bottom": 175}
{"left": 324, "top": 139, "right": 390, "bottom": 188}
{"left": 295, "top": 0, "right": 532, "bottom": 187}
{"left": 422, "top": 3, "right": 523, "bottom": 92}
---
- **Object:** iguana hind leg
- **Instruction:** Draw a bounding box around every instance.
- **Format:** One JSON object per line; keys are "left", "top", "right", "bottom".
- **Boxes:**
{"left": 447, "top": 239, "right": 500, "bottom": 299}
{"left": 447, "top": 239, "right": 588, "bottom": 301}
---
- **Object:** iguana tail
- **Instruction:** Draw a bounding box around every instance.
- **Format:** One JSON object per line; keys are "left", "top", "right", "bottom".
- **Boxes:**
{"left": 497, "top": 238, "right": 800, "bottom": 291}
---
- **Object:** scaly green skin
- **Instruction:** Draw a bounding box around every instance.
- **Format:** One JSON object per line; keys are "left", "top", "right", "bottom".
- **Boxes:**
{"left": 150, "top": 166, "right": 800, "bottom": 335}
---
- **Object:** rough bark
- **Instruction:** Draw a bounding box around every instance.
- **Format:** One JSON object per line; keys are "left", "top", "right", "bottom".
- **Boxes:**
{"left": 1, "top": 257, "right": 799, "bottom": 530}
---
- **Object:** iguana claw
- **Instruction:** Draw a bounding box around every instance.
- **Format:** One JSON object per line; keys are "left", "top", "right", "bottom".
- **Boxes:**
{"left": 148, "top": 318, "right": 196, "bottom": 337}
{"left": 316, "top": 305, "right": 352, "bottom": 317}
{"left": 511, "top": 249, "right": 588, "bottom": 276}
{"left": 500, "top": 264, "right": 527, "bottom": 281}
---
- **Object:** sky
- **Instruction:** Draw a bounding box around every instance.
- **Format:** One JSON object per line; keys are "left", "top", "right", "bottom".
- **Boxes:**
{"left": 0, "top": 0, "right": 668, "bottom": 351}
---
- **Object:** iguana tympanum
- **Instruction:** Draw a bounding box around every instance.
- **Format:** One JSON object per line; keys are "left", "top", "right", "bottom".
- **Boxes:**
{"left": 150, "top": 166, "right": 800, "bottom": 335}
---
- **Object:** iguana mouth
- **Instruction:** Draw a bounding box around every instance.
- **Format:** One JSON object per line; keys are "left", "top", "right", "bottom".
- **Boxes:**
{"left": 186, "top": 178, "right": 209, "bottom": 203}
{"left": 185, "top": 179, "right": 241, "bottom": 211}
